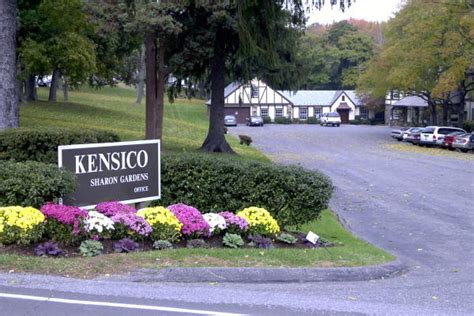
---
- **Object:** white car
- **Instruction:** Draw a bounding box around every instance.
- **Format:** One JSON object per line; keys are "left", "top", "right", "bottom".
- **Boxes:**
{"left": 419, "top": 126, "right": 466, "bottom": 146}
{"left": 320, "top": 112, "right": 341, "bottom": 127}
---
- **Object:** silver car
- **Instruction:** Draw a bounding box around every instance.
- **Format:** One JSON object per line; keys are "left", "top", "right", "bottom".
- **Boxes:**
{"left": 247, "top": 116, "right": 264, "bottom": 126}
{"left": 224, "top": 115, "right": 237, "bottom": 126}
{"left": 452, "top": 133, "right": 474, "bottom": 152}
{"left": 419, "top": 126, "right": 466, "bottom": 146}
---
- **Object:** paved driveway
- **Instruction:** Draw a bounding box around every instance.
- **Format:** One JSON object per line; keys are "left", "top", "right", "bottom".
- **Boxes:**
{"left": 229, "top": 124, "right": 474, "bottom": 313}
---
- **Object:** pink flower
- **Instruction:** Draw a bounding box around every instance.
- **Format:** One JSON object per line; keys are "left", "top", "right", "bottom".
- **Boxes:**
{"left": 95, "top": 201, "right": 136, "bottom": 217}
{"left": 167, "top": 203, "right": 210, "bottom": 237}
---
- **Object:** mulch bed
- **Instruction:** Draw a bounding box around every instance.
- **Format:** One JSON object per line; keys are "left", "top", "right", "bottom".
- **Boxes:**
{"left": 0, "top": 232, "right": 334, "bottom": 258}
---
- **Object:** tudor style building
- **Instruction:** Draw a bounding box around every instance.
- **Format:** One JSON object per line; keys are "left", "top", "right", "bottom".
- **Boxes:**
{"left": 207, "top": 78, "right": 374, "bottom": 124}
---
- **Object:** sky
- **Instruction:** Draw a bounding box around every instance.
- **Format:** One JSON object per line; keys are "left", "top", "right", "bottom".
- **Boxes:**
{"left": 307, "top": 0, "right": 406, "bottom": 25}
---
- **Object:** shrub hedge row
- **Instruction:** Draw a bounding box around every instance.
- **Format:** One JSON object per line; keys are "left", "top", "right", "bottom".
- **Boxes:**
{"left": 0, "top": 160, "right": 76, "bottom": 208}
{"left": 156, "top": 154, "right": 333, "bottom": 227}
{"left": 0, "top": 128, "right": 120, "bottom": 163}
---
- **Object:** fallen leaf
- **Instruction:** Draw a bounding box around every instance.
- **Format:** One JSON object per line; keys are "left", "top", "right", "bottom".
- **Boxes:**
{"left": 432, "top": 296, "right": 438, "bottom": 300}
{"left": 348, "top": 296, "right": 358, "bottom": 301}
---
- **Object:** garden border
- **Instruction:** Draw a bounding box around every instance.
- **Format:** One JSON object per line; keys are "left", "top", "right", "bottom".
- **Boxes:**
{"left": 105, "top": 259, "right": 408, "bottom": 283}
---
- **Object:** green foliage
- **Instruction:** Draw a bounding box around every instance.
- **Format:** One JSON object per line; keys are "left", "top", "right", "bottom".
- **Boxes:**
{"left": 0, "top": 161, "right": 75, "bottom": 208}
{"left": 463, "top": 120, "right": 474, "bottom": 132}
{"left": 0, "top": 206, "right": 45, "bottom": 245}
{"left": 186, "top": 239, "right": 209, "bottom": 249}
{"left": 79, "top": 240, "right": 103, "bottom": 257}
{"left": 306, "top": 117, "right": 320, "bottom": 124}
{"left": 44, "top": 219, "right": 83, "bottom": 245}
{"left": 157, "top": 153, "right": 333, "bottom": 227}
{"left": 153, "top": 240, "right": 173, "bottom": 250}
{"left": 222, "top": 233, "right": 244, "bottom": 248}
{"left": 274, "top": 117, "right": 292, "bottom": 124}
{"left": 0, "top": 128, "right": 120, "bottom": 164}
{"left": 262, "top": 116, "right": 272, "bottom": 124}
{"left": 276, "top": 232, "right": 298, "bottom": 244}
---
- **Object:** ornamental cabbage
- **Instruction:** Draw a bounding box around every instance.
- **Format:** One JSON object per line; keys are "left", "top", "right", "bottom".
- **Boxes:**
{"left": 202, "top": 213, "right": 227, "bottom": 235}
{"left": 167, "top": 203, "right": 210, "bottom": 238}
{"left": 137, "top": 207, "right": 182, "bottom": 242}
{"left": 236, "top": 207, "right": 280, "bottom": 236}
{"left": 0, "top": 206, "right": 45, "bottom": 245}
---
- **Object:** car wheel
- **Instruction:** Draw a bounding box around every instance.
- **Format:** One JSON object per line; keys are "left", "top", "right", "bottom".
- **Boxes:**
{"left": 397, "top": 138, "right": 402, "bottom": 141}
{"left": 460, "top": 149, "right": 469, "bottom": 153}
{"left": 448, "top": 148, "right": 455, "bottom": 151}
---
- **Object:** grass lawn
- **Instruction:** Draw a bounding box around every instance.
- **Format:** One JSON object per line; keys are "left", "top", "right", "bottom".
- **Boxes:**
{"left": 0, "top": 85, "right": 394, "bottom": 276}
{"left": 0, "top": 210, "right": 394, "bottom": 278}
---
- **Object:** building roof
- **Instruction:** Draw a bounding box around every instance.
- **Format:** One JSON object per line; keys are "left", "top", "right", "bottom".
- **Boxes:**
{"left": 392, "top": 96, "right": 428, "bottom": 107}
{"left": 206, "top": 81, "right": 243, "bottom": 105}
{"left": 279, "top": 90, "right": 363, "bottom": 106}
{"left": 337, "top": 102, "right": 351, "bottom": 110}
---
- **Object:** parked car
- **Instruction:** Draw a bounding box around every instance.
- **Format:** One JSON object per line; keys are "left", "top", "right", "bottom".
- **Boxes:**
{"left": 391, "top": 127, "right": 408, "bottom": 141}
{"left": 36, "top": 75, "right": 52, "bottom": 87}
{"left": 441, "top": 131, "right": 466, "bottom": 150}
{"left": 246, "top": 116, "right": 264, "bottom": 126}
{"left": 320, "top": 112, "right": 341, "bottom": 127}
{"left": 402, "top": 127, "right": 424, "bottom": 141}
{"left": 419, "top": 126, "right": 466, "bottom": 147}
{"left": 452, "top": 133, "right": 474, "bottom": 152}
{"left": 224, "top": 115, "right": 237, "bottom": 126}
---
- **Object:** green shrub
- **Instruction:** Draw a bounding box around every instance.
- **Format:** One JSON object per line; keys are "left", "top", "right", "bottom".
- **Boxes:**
{"left": 156, "top": 154, "right": 333, "bottom": 227}
{"left": 79, "top": 240, "right": 103, "bottom": 257}
{"left": 153, "top": 240, "right": 173, "bottom": 250}
{"left": 0, "top": 160, "right": 76, "bottom": 208}
{"left": 223, "top": 233, "right": 244, "bottom": 248}
{"left": 262, "top": 116, "right": 272, "bottom": 124}
{"left": 186, "top": 239, "right": 209, "bottom": 249}
{"left": 274, "top": 117, "right": 292, "bottom": 124}
{"left": 306, "top": 117, "right": 320, "bottom": 125}
{"left": 463, "top": 120, "right": 474, "bottom": 132}
{"left": 0, "top": 128, "right": 120, "bottom": 163}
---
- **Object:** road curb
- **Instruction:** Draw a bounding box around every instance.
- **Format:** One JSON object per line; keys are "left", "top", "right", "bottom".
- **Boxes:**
{"left": 123, "top": 259, "right": 408, "bottom": 283}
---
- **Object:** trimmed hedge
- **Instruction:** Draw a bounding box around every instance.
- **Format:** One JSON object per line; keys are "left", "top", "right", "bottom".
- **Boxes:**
{"left": 274, "top": 117, "right": 293, "bottom": 124}
{"left": 463, "top": 120, "right": 474, "bottom": 132}
{"left": 156, "top": 154, "right": 333, "bottom": 227}
{"left": 0, "top": 128, "right": 120, "bottom": 164}
{"left": 0, "top": 160, "right": 76, "bottom": 208}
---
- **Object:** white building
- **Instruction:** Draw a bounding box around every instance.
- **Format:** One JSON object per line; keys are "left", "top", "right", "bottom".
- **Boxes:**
{"left": 208, "top": 78, "right": 373, "bottom": 124}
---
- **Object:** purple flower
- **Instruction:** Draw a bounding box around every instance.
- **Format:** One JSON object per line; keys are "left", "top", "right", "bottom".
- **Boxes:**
{"left": 111, "top": 212, "right": 152, "bottom": 237}
{"left": 40, "top": 203, "right": 88, "bottom": 235}
{"left": 95, "top": 201, "right": 136, "bottom": 217}
{"left": 167, "top": 203, "right": 210, "bottom": 237}
{"left": 218, "top": 211, "right": 249, "bottom": 231}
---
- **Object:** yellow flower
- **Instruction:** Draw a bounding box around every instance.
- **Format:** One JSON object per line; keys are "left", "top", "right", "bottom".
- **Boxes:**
{"left": 137, "top": 207, "right": 182, "bottom": 241}
{"left": 0, "top": 206, "right": 45, "bottom": 245}
{"left": 237, "top": 207, "right": 280, "bottom": 236}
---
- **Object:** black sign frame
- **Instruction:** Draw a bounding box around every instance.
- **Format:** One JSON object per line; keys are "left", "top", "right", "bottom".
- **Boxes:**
{"left": 58, "top": 140, "right": 161, "bottom": 209}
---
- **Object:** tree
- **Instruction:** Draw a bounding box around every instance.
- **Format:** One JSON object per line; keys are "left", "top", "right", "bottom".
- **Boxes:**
{"left": 358, "top": 0, "right": 474, "bottom": 125}
{"left": 0, "top": 0, "right": 19, "bottom": 129}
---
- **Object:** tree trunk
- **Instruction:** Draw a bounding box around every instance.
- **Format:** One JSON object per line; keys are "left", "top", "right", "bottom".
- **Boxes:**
{"left": 145, "top": 32, "right": 158, "bottom": 139}
{"left": 48, "top": 69, "right": 61, "bottom": 102}
{"left": 429, "top": 102, "right": 437, "bottom": 125}
{"left": 201, "top": 35, "right": 235, "bottom": 154}
{"left": 25, "top": 74, "right": 37, "bottom": 102}
{"left": 0, "top": 0, "right": 19, "bottom": 129}
{"left": 156, "top": 38, "right": 166, "bottom": 141}
{"left": 62, "top": 77, "right": 69, "bottom": 101}
{"left": 442, "top": 101, "right": 449, "bottom": 126}
{"left": 135, "top": 44, "right": 146, "bottom": 105}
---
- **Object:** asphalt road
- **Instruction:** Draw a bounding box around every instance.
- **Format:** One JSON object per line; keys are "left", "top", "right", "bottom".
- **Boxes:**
{"left": 1, "top": 124, "right": 473, "bottom": 315}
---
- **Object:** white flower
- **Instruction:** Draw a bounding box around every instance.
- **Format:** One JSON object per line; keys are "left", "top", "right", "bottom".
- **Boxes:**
{"left": 85, "top": 211, "right": 115, "bottom": 233}
{"left": 203, "top": 213, "right": 227, "bottom": 233}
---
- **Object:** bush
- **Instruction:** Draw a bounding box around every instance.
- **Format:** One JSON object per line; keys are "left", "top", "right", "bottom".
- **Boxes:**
{"left": 186, "top": 239, "right": 209, "bottom": 249}
{"left": 136, "top": 207, "right": 182, "bottom": 242}
{"left": 463, "top": 120, "right": 474, "bottom": 132}
{"left": 95, "top": 201, "right": 136, "bottom": 217}
{"left": 0, "top": 161, "right": 75, "bottom": 208}
{"left": 306, "top": 117, "right": 320, "bottom": 125}
{"left": 274, "top": 117, "right": 292, "bottom": 124}
{"left": 110, "top": 212, "right": 152, "bottom": 240}
{"left": 237, "top": 207, "right": 280, "bottom": 236}
{"left": 223, "top": 233, "right": 244, "bottom": 248}
{"left": 79, "top": 240, "right": 103, "bottom": 257}
{"left": 158, "top": 154, "right": 333, "bottom": 227}
{"left": 167, "top": 203, "right": 210, "bottom": 238}
{"left": 40, "top": 203, "right": 88, "bottom": 243}
{"left": 218, "top": 211, "right": 249, "bottom": 234}
{"left": 0, "top": 128, "right": 120, "bottom": 164}
{"left": 0, "top": 206, "right": 45, "bottom": 245}
{"left": 153, "top": 240, "right": 173, "bottom": 250}
{"left": 262, "top": 116, "right": 272, "bottom": 124}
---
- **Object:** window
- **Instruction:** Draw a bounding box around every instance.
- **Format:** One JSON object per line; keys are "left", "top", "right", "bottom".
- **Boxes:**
{"left": 299, "top": 108, "right": 308, "bottom": 120}
{"left": 392, "top": 91, "right": 400, "bottom": 100}
{"left": 251, "top": 85, "right": 258, "bottom": 98}
{"left": 360, "top": 107, "right": 369, "bottom": 119}
{"left": 260, "top": 107, "right": 268, "bottom": 117}
{"left": 341, "top": 95, "right": 345, "bottom": 101}
{"left": 314, "top": 107, "right": 322, "bottom": 118}
{"left": 275, "top": 107, "right": 283, "bottom": 117}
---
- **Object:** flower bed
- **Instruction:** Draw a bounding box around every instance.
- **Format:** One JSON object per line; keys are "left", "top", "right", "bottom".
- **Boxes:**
{"left": 0, "top": 201, "right": 333, "bottom": 257}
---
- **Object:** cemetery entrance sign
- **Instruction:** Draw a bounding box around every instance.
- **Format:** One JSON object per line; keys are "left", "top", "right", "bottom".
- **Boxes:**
{"left": 58, "top": 140, "right": 160, "bottom": 208}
